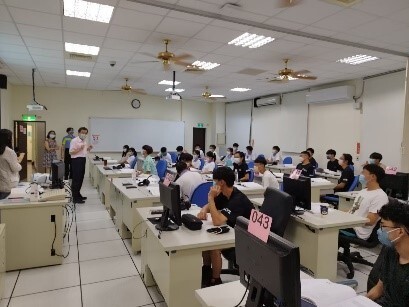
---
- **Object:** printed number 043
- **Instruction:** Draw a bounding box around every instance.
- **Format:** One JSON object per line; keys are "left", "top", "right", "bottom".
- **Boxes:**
{"left": 251, "top": 211, "right": 270, "bottom": 229}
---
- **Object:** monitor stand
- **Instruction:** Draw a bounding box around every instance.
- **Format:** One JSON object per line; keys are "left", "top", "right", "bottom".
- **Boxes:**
{"left": 155, "top": 208, "right": 179, "bottom": 231}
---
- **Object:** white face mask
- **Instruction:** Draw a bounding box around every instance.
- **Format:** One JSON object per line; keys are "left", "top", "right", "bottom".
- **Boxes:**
{"left": 234, "top": 158, "right": 241, "bottom": 164}
{"left": 338, "top": 159, "right": 344, "bottom": 166}
{"left": 299, "top": 156, "right": 304, "bottom": 162}
{"left": 79, "top": 133, "right": 87, "bottom": 140}
{"left": 272, "top": 150, "right": 277, "bottom": 154}
{"left": 49, "top": 134, "right": 56, "bottom": 139}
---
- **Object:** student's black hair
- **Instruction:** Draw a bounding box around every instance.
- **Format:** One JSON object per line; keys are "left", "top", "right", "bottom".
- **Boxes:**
{"left": 246, "top": 145, "right": 253, "bottom": 151}
{"left": 180, "top": 153, "right": 193, "bottom": 162}
{"left": 369, "top": 152, "right": 383, "bottom": 161}
{"left": 254, "top": 156, "right": 267, "bottom": 166}
{"left": 233, "top": 143, "right": 239, "bottom": 147}
{"left": 176, "top": 145, "right": 183, "bottom": 152}
{"left": 273, "top": 145, "right": 280, "bottom": 151}
{"left": 227, "top": 147, "right": 233, "bottom": 153}
{"left": 378, "top": 199, "right": 409, "bottom": 231}
{"left": 326, "top": 149, "right": 336, "bottom": 156}
{"left": 129, "top": 147, "right": 137, "bottom": 157}
{"left": 213, "top": 167, "right": 235, "bottom": 187}
{"left": 161, "top": 147, "right": 167, "bottom": 153}
{"left": 123, "top": 145, "right": 129, "bottom": 150}
{"left": 0, "top": 129, "right": 12, "bottom": 155}
{"left": 306, "top": 148, "right": 314, "bottom": 154}
{"left": 194, "top": 144, "right": 201, "bottom": 148}
{"left": 193, "top": 149, "right": 200, "bottom": 156}
{"left": 209, "top": 144, "right": 216, "bottom": 150}
{"left": 235, "top": 151, "right": 245, "bottom": 161}
{"left": 142, "top": 145, "right": 153, "bottom": 155}
{"left": 363, "top": 164, "right": 385, "bottom": 183}
{"left": 46, "top": 130, "right": 56, "bottom": 139}
{"left": 301, "top": 151, "right": 311, "bottom": 158}
{"left": 206, "top": 151, "right": 216, "bottom": 161}
{"left": 66, "top": 127, "right": 74, "bottom": 133}
{"left": 122, "top": 145, "right": 130, "bottom": 157}
{"left": 342, "top": 153, "right": 354, "bottom": 166}
{"left": 176, "top": 161, "right": 188, "bottom": 174}
{"left": 78, "top": 127, "right": 88, "bottom": 133}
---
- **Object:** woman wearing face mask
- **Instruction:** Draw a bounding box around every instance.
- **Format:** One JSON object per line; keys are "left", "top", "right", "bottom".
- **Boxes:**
{"left": 333, "top": 153, "right": 355, "bottom": 193}
{"left": 201, "top": 151, "right": 216, "bottom": 174}
{"left": 233, "top": 151, "right": 249, "bottom": 182}
{"left": 122, "top": 145, "right": 130, "bottom": 158}
{"left": 191, "top": 150, "right": 201, "bottom": 169}
{"left": 43, "top": 130, "right": 59, "bottom": 173}
{"left": 138, "top": 145, "right": 157, "bottom": 176}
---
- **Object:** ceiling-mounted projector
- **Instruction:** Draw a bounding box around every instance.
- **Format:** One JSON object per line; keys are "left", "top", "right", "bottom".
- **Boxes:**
{"left": 165, "top": 92, "right": 182, "bottom": 101}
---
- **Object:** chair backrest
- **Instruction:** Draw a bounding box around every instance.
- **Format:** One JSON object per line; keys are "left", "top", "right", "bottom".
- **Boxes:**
{"left": 282, "top": 157, "right": 292, "bottom": 165}
{"left": 199, "top": 159, "right": 205, "bottom": 170}
{"left": 169, "top": 152, "right": 177, "bottom": 163}
{"left": 256, "top": 154, "right": 265, "bottom": 159}
{"left": 248, "top": 161, "right": 254, "bottom": 169}
{"left": 248, "top": 169, "right": 254, "bottom": 182}
{"left": 260, "top": 187, "right": 293, "bottom": 237}
{"left": 130, "top": 157, "right": 137, "bottom": 169}
{"left": 190, "top": 182, "right": 212, "bottom": 207}
{"left": 156, "top": 160, "right": 167, "bottom": 179}
{"left": 348, "top": 175, "right": 360, "bottom": 192}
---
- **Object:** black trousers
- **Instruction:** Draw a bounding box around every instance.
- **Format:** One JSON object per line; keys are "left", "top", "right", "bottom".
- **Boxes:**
{"left": 64, "top": 148, "right": 72, "bottom": 180}
{"left": 71, "top": 157, "right": 86, "bottom": 201}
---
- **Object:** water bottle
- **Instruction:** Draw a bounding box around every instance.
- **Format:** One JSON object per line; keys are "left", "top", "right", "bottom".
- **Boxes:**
{"left": 234, "top": 170, "right": 239, "bottom": 183}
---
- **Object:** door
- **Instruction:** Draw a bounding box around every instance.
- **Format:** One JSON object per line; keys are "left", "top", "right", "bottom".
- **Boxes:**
{"left": 34, "top": 122, "right": 46, "bottom": 174}
{"left": 193, "top": 128, "right": 206, "bottom": 151}
{"left": 14, "top": 121, "right": 27, "bottom": 180}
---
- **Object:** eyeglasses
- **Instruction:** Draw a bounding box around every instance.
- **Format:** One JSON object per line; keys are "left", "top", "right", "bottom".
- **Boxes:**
{"left": 380, "top": 225, "right": 400, "bottom": 231}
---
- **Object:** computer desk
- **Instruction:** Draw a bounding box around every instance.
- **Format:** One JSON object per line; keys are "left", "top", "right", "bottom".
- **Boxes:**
{"left": 88, "top": 156, "right": 118, "bottom": 188}
{"left": 315, "top": 171, "right": 341, "bottom": 185}
{"left": 109, "top": 177, "right": 161, "bottom": 252}
{"left": 251, "top": 198, "right": 367, "bottom": 281}
{"left": 335, "top": 191, "right": 360, "bottom": 212}
{"left": 0, "top": 224, "right": 5, "bottom": 300}
{"left": 195, "top": 272, "right": 313, "bottom": 307}
{"left": 0, "top": 198, "right": 65, "bottom": 271}
{"left": 266, "top": 164, "right": 295, "bottom": 174}
{"left": 137, "top": 206, "right": 235, "bottom": 307}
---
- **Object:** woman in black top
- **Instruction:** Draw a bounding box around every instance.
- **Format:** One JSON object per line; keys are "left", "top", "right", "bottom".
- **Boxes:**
{"left": 233, "top": 151, "right": 249, "bottom": 182}
{"left": 333, "top": 153, "right": 355, "bottom": 193}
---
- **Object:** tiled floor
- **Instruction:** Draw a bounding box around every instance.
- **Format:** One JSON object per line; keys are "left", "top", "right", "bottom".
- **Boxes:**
{"left": 0, "top": 179, "right": 377, "bottom": 307}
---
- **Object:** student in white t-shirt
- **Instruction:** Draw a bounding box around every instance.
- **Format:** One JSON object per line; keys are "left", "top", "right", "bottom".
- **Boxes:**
{"left": 191, "top": 150, "right": 202, "bottom": 170}
{"left": 254, "top": 156, "right": 279, "bottom": 190}
{"left": 208, "top": 144, "right": 220, "bottom": 163}
{"left": 174, "top": 161, "right": 204, "bottom": 201}
{"left": 269, "top": 145, "right": 282, "bottom": 165}
{"left": 201, "top": 151, "right": 216, "bottom": 174}
{"left": 245, "top": 146, "right": 256, "bottom": 162}
{"left": 158, "top": 146, "right": 172, "bottom": 164}
{"left": 340, "top": 164, "right": 389, "bottom": 240}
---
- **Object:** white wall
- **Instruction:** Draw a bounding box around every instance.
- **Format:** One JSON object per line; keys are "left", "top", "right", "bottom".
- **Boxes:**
{"left": 0, "top": 82, "right": 12, "bottom": 129}
{"left": 211, "top": 101, "right": 226, "bottom": 155}
{"left": 8, "top": 85, "right": 213, "bottom": 153}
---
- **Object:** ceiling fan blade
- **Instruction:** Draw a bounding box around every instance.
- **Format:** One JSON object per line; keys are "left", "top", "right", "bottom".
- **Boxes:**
{"left": 293, "top": 74, "right": 317, "bottom": 80}
{"left": 132, "top": 60, "right": 161, "bottom": 64}
{"left": 268, "top": 78, "right": 288, "bottom": 83}
{"left": 173, "top": 60, "right": 192, "bottom": 67}
{"left": 292, "top": 70, "right": 311, "bottom": 75}
{"left": 132, "top": 89, "right": 147, "bottom": 95}
{"left": 173, "top": 53, "right": 193, "bottom": 61}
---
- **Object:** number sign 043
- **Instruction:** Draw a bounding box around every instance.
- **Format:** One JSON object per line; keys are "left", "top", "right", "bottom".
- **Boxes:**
{"left": 247, "top": 209, "right": 272, "bottom": 243}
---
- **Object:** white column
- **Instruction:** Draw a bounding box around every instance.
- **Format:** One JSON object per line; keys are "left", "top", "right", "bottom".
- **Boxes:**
{"left": 400, "top": 59, "right": 409, "bottom": 172}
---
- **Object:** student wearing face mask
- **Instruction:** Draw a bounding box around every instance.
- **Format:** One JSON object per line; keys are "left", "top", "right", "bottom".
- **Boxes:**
{"left": 175, "top": 146, "right": 184, "bottom": 162}
{"left": 201, "top": 151, "right": 216, "bottom": 174}
{"left": 43, "top": 130, "right": 59, "bottom": 173}
{"left": 326, "top": 149, "right": 341, "bottom": 172}
{"left": 306, "top": 147, "right": 318, "bottom": 168}
{"left": 363, "top": 152, "right": 386, "bottom": 170}
{"left": 367, "top": 200, "right": 409, "bottom": 306}
{"left": 122, "top": 145, "right": 130, "bottom": 158}
{"left": 191, "top": 150, "right": 202, "bottom": 169}
{"left": 333, "top": 153, "right": 355, "bottom": 192}
{"left": 233, "top": 151, "right": 249, "bottom": 182}
{"left": 70, "top": 127, "right": 93, "bottom": 204}
{"left": 296, "top": 151, "right": 315, "bottom": 178}
{"left": 254, "top": 156, "right": 279, "bottom": 189}
{"left": 268, "top": 146, "right": 282, "bottom": 165}
{"left": 158, "top": 147, "right": 172, "bottom": 165}
{"left": 232, "top": 143, "right": 239, "bottom": 154}
{"left": 194, "top": 144, "right": 205, "bottom": 159}
{"left": 208, "top": 144, "right": 220, "bottom": 163}
{"left": 138, "top": 145, "right": 157, "bottom": 176}
{"left": 61, "top": 127, "right": 75, "bottom": 180}
{"left": 245, "top": 146, "right": 256, "bottom": 162}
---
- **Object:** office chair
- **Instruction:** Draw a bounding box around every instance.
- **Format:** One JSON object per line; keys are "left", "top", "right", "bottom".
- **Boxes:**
{"left": 248, "top": 169, "right": 254, "bottom": 182}
{"left": 156, "top": 160, "right": 167, "bottom": 179}
{"left": 282, "top": 157, "right": 292, "bottom": 164}
{"left": 199, "top": 159, "right": 205, "bottom": 170}
{"left": 323, "top": 175, "right": 360, "bottom": 209}
{"left": 190, "top": 182, "right": 212, "bottom": 208}
{"left": 221, "top": 188, "right": 293, "bottom": 275}
{"left": 248, "top": 161, "right": 254, "bottom": 169}
{"left": 169, "top": 152, "right": 177, "bottom": 163}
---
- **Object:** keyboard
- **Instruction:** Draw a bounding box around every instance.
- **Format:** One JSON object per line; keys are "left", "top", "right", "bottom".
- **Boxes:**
{"left": 39, "top": 189, "right": 66, "bottom": 202}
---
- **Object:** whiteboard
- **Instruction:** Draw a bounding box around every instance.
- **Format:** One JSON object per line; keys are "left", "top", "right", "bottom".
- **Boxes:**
{"left": 226, "top": 100, "right": 252, "bottom": 149}
{"left": 89, "top": 117, "right": 185, "bottom": 152}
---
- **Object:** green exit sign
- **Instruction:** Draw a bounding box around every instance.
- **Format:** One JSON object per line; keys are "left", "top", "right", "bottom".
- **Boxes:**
{"left": 22, "top": 114, "right": 36, "bottom": 121}
{"left": 197, "top": 123, "right": 204, "bottom": 128}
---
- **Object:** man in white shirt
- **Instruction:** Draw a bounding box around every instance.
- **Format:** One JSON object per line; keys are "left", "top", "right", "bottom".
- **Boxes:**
{"left": 269, "top": 145, "right": 282, "bottom": 165}
{"left": 209, "top": 144, "right": 220, "bottom": 163}
{"left": 340, "top": 164, "right": 388, "bottom": 240}
{"left": 245, "top": 146, "right": 256, "bottom": 162}
{"left": 69, "top": 127, "right": 93, "bottom": 204}
{"left": 254, "top": 156, "right": 279, "bottom": 190}
{"left": 158, "top": 147, "right": 172, "bottom": 165}
{"left": 174, "top": 161, "right": 204, "bottom": 201}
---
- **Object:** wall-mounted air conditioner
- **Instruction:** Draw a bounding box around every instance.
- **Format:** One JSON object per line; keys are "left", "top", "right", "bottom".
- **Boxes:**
{"left": 306, "top": 85, "right": 355, "bottom": 104}
{"left": 254, "top": 95, "right": 281, "bottom": 108}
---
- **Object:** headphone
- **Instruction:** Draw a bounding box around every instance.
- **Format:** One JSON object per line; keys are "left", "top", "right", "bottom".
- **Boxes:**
{"left": 138, "top": 175, "right": 152, "bottom": 187}
{"left": 113, "top": 163, "right": 125, "bottom": 170}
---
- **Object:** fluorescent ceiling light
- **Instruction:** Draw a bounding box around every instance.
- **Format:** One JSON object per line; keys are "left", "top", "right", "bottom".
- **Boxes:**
{"left": 209, "top": 95, "right": 225, "bottom": 98}
{"left": 228, "top": 32, "right": 275, "bottom": 49}
{"left": 192, "top": 61, "right": 220, "bottom": 70}
{"left": 158, "top": 80, "right": 181, "bottom": 85}
{"left": 165, "top": 88, "right": 185, "bottom": 93}
{"left": 230, "top": 88, "right": 251, "bottom": 92}
{"left": 63, "top": 0, "right": 114, "bottom": 23}
{"left": 66, "top": 70, "right": 91, "bottom": 77}
{"left": 65, "top": 42, "right": 100, "bottom": 55}
{"left": 336, "top": 54, "right": 379, "bottom": 65}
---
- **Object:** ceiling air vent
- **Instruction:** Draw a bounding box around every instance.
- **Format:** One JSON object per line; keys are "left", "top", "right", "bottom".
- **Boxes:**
{"left": 321, "top": 0, "right": 361, "bottom": 7}
{"left": 66, "top": 52, "right": 94, "bottom": 61}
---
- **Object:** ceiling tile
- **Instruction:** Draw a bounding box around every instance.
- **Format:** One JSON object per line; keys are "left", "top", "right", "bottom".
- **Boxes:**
{"left": 118, "top": 0, "right": 170, "bottom": 16}
{"left": 182, "top": 38, "right": 223, "bottom": 53}
{"left": 4, "top": 0, "right": 61, "bottom": 14}
{"left": 263, "top": 16, "right": 306, "bottom": 31}
{"left": 24, "top": 37, "right": 63, "bottom": 50}
{"left": 32, "top": 55, "right": 64, "bottom": 64}
{"left": 155, "top": 17, "right": 207, "bottom": 37}
{"left": 9, "top": 7, "right": 61, "bottom": 29}
{"left": 0, "top": 5, "right": 12, "bottom": 21}
{"left": 209, "top": 20, "right": 250, "bottom": 32}
{"left": 17, "top": 24, "right": 62, "bottom": 41}
{"left": 106, "top": 25, "right": 151, "bottom": 43}
{"left": 63, "top": 17, "right": 109, "bottom": 37}
{"left": 195, "top": 25, "right": 243, "bottom": 43}
{"left": 237, "top": 0, "right": 286, "bottom": 17}
{"left": 103, "top": 38, "right": 142, "bottom": 51}
{"left": 28, "top": 47, "right": 63, "bottom": 58}
{"left": 212, "top": 44, "right": 250, "bottom": 57}
{"left": 111, "top": 7, "right": 164, "bottom": 31}
{"left": 144, "top": 32, "right": 190, "bottom": 48}
{"left": 388, "top": 7, "right": 409, "bottom": 26}
{"left": 97, "top": 48, "right": 135, "bottom": 59}
{"left": 63, "top": 32, "right": 105, "bottom": 46}
{"left": 0, "top": 21, "right": 19, "bottom": 35}
{"left": 348, "top": 18, "right": 405, "bottom": 39}
{"left": 352, "top": 0, "right": 409, "bottom": 17}
{"left": 65, "top": 59, "right": 95, "bottom": 70}
{"left": 166, "top": 10, "right": 212, "bottom": 24}
{"left": 0, "top": 51, "right": 30, "bottom": 60}
{"left": 0, "top": 33, "right": 24, "bottom": 45}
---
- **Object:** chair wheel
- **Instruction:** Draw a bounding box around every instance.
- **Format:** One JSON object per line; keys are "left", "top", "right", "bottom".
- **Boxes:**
{"left": 347, "top": 272, "right": 354, "bottom": 279}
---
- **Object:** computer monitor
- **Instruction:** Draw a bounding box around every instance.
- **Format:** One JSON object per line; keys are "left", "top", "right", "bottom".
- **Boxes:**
{"left": 235, "top": 216, "right": 302, "bottom": 307}
{"left": 156, "top": 181, "right": 182, "bottom": 231}
{"left": 283, "top": 174, "right": 311, "bottom": 212}
{"left": 51, "top": 161, "right": 64, "bottom": 189}
{"left": 380, "top": 172, "right": 409, "bottom": 201}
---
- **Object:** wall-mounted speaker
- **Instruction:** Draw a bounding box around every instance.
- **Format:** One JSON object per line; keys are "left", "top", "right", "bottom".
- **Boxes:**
{"left": 0, "top": 74, "right": 7, "bottom": 89}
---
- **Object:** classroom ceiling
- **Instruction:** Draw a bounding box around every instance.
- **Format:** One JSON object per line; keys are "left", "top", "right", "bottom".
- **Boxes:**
{"left": 0, "top": 0, "right": 408, "bottom": 101}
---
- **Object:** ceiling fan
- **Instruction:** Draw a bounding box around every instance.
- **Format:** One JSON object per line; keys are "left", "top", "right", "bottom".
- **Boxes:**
{"left": 274, "top": 0, "right": 303, "bottom": 7}
{"left": 112, "top": 78, "right": 146, "bottom": 95}
{"left": 195, "top": 86, "right": 226, "bottom": 101}
{"left": 264, "top": 59, "right": 317, "bottom": 83}
{"left": 136, "top": 39, "right": 193, "bottom": 71}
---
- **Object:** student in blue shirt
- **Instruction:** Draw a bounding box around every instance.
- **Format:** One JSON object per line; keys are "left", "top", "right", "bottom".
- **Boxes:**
{"left": 61, "top": 127, "right": 75, "bottom": 180}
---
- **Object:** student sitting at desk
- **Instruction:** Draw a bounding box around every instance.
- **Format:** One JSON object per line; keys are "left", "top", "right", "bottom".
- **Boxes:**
{"left": 233, "top": 151, "right": 249, "bottom": 182}
{"left": 296, "top": 151, "right": 315, "bottom": 178}
{"left": 221, "top": 147, "right": 234, "bottom": 166}
{"left": 158, "top": 147, "right": 172, "bottom": 164}
{"left": 174, "top": 162, "right": 203, "bottom": 202}
{"left": 201, "top": 152, "right": 216, "bottom": 174}
{"left": 339, "top": 164, "right": 388, "bottom": 240}
{"left": 333, "top": 153, "right": 355, "bottom": 193}
{"left": 208, "top": 144, "right": 220, "bottom": 163}
{"left": 254, "top": 156, "right": 279, "bottom": 189}
{"left": 363, "top": 152, "right": 386, "bottom": 170}
{"left": 179, "top": 153, "right": 194, "bottom": 168}
{"left": 191, "top": 150, "right": 201, "bottom": 169}
{"left": 245, "top": 146, "right": 256, "bottom": 162}
{"left": 268, "top": 145, "right": 282, "bottom": 165}
{"left": 197, "top": 167, "right": 254, "bottom": 287}
{"left": 126, "top": 148, "right": 137, "bottom": 167}
{"left": 306, "top": 147, "right": 318, "bottom": 168}
{"left": 122, "top": 145, "right": 129, "bottom": 158}
{"left": 232, "top": 143, "right": 239, "bottom": 154}
{"left": 194, "top": 144, "right": 205, "bottom": 159}
{"left": 367, "top": 200, "right": 409, "bottom": 306}
{"left": 326, "top": 149, "right": 341, "bottom": 172}
{"left": 138, "top": 145, "right": 158, "bottom": 176}
{"left": 175, "top": 146, "right": 184, "bottom": 162}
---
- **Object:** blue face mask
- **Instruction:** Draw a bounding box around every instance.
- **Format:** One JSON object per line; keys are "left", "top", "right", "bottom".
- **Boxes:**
{"left": 213, "top": 181, "right": 217, "bottom": 187}
{"left": 377, "top": 228, "right": 400, "bottom": 247}
{"left": 359, "top": 174, "right": 367, "bottom": 186}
